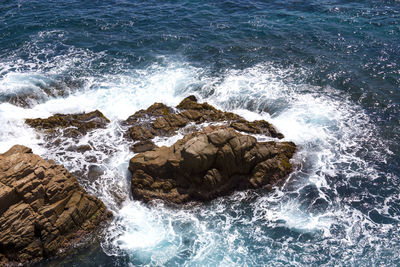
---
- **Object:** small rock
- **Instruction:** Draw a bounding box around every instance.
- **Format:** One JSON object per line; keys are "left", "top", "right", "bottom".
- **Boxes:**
{"left": 25, "top": 110, "right": 110, "bottom": 137}
{"left": 77, "top": 145, "right": 92, "bottom": 153}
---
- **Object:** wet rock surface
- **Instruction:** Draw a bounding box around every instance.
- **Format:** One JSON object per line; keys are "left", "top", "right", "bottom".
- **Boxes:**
{"left": 25, "top": 110, "right": 110, "bottom": 138}
{"left": 129, "top": 126, "right": 296, "bottom": 204}
{"left": 131, "top": 140, "right": 157, "bottom": 153}
{"left": 24, "top": 110, "right": 111, "bottom": 160}
{"left": 123, "top": 95, "right": 283, "bottom": 143}
{"left": 0, "top": 145, "right": 111, "bottom": 266}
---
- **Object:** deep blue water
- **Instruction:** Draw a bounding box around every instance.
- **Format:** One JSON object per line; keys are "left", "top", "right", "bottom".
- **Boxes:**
{"left": 0, "top": 1, "right": 399, "bottom": 266}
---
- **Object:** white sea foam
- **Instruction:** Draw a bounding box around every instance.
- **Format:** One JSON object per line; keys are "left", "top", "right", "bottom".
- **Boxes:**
{"left": 0, "top": 72, "right": 51, "bottom": 94}
{"left": 0, "top": 55, "right": 397, "bottom": 265}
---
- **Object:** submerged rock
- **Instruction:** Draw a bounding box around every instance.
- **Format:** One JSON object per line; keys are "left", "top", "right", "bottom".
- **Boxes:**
{"left": 129, "top": 126, "right": 296, "bottom": 204}
{"left": 0, "top": 145, "right": 112, "bottom": 266}
{"left": 25, "top": 110, "right": 110, "bottom": 137}
{"left": 123, "top": 95, "right": 283, "bottom": 142}
{"left": 1, "top": 78, "right": 85, "bottom": 108}
{"left": 0, "top": 91, "right": 42, "bottom": 108}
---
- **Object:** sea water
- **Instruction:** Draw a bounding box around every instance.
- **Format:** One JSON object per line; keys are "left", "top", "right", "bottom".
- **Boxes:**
{"left": 0, "top": 1, "right": 399, "bottom": 266}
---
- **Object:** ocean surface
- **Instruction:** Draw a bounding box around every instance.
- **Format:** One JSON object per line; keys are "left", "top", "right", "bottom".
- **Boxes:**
{"left": 1, "top": 0, "right": 399, "bottom": 266}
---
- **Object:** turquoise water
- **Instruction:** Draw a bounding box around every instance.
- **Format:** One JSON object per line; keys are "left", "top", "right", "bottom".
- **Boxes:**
{"left": 0, "top": 1, "right": 399, "bottom": 266}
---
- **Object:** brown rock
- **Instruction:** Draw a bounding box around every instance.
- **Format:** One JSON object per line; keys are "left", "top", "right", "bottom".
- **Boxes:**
{"left": 123, "top": 95, "right": 284, "bottom": 142}
{"left": 131, "top": 140, "right": 157, "bottom": 153}
{"left": 0, "top": 145, "right": 111, "bottom": 265}
{"left": 128, "top": 126, "right": 296, "bottom": 204}
{"left": 230, "top": 119, "right": 284, "bottom": 139}
{"left": 128, "top": 125, "right": 157, "bottom": 141}
{"left": 25, "top": 110, "right": 110, "bottom": 137}
{"left": 77, "top": 145, "right": 92, "bottom": 153}
{"left": 153, "top": 113, "right": 188, "bottom": 132}
{"left": 124, "top": 103, "right": 173, "bottom": 125}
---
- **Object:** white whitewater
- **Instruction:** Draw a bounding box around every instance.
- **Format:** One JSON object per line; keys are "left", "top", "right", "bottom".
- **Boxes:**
{"left": 0, "top": 56, "right": 396, "bottom": 265}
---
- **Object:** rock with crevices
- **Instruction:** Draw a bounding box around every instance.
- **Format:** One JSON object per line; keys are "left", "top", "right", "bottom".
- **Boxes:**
{"left": 129, "top": 126, "right": 296, "bottom": 204}
{"left": 123, "top": 95, "right": 283, "bottom": 145}
{"left": 25, "top": 110, "right": 110, "bottom": 138}
{"left": 0, "top": 145, "right": 111, "bottom": 266}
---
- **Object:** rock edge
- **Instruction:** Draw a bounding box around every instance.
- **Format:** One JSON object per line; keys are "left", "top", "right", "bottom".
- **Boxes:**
{"left": 129, "top": 126, "right": 296, "bottom": 204}
{"left": 0, "top": 145, "right": 112, "bottom": 266}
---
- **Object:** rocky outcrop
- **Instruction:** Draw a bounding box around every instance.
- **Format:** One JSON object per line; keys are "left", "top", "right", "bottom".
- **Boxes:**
{"left": 123, "top": 96, "right": 283, "bottom": 151}
{"left": 0, "top": 145, "right": 111, "bottom": 266}
{"left": 129, "top": 126, "right": 296, "bottom": 204}
{"left": 25, "top": 110, "right": 110, "bottom": 138}
{"left": 126, "top": 97, "right": 295, "bottom": 204}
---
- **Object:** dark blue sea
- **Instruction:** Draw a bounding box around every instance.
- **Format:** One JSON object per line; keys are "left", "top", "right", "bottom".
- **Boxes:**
{"left": 1, "top": 0, "right": 400, "bottom": 266}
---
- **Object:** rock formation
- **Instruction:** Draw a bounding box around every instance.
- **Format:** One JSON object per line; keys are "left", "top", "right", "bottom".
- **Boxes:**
{"left": 126, "top": 96, "right": 296, "bottom": 204}
{"left": 129, "top": 126, "right": 296, "bottom": 204}
{"left": 25, "top": 110, "right": 110, "bottom": 138}
{"left": 0, "top": 145, "right": 111, "bottom": 266}
{"left": 123, "top": 96, "right": 283, "bottom": 149}
{"left": 131, "top": 140, "right": 158, "bottom": 153}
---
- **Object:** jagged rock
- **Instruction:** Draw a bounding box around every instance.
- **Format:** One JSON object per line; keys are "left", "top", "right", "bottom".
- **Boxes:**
{"left": 24, "top": 110, "right": 110, "bottom": 156}
{"left": 123, "top": 95, "right": 283, "bottom": 142}
{"left": 25, "top": 110, "right": 110, "bottom": 137}
{"left": 230, "top": 119, "right": 284, "bottom": 139}
{"left": 129, "top": 126, "right": 296, "bottom": 204}
{"left": 0, "top": 145, "right": 112, "bottom": 265}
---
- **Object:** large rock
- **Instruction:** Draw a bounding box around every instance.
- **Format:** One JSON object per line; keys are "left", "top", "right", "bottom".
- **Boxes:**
{"left": 129, "top": 126, "right": 296, "bottom": 204}
{"left": 123, "top": 96, "right": 283, "bottom": 149}
{"left": 0, "top": 145, "right": 111, "bottom": 265}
